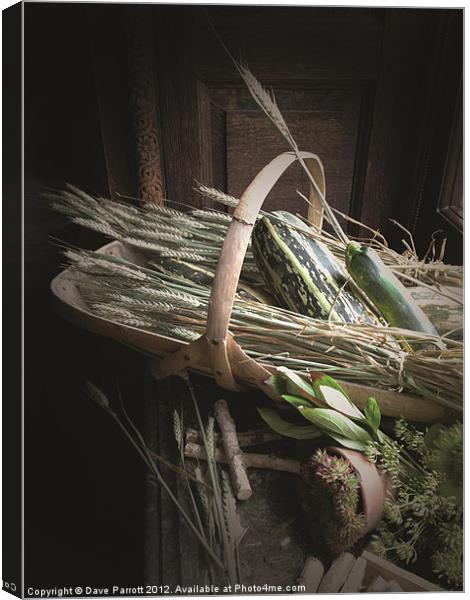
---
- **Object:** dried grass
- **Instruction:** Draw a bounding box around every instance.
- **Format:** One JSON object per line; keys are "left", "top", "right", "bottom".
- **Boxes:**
{"left": 63, "top": 249, "right": 462, "bottom": 411}
{"left": 48, "top": 186, "right": 462, "bottom": 295}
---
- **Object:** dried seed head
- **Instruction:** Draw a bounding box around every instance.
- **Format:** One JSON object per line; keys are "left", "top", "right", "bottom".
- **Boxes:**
{"left": 85, "top": 381, "right": 111, "bottom": 410}
{"left": 195, "top": 184, "right": 240, "bottom": 208}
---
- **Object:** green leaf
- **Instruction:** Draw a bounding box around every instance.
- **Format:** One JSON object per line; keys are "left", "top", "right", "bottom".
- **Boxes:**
{"left": 298, "top": 407, "right": 372, "bottom": 444}
{"left": 326, "top": 434, "right": 368, "bottom": 452}
{"left": 257, "top": 407, "right": 321, "bottom": 440}
{"left": 315, "top": 384, "right": 365, "bottom": 420}
{"left": 276, "top": 367, "right": 317, "bottom": 403}
{"left": 269, "top": 372, "right": 288, "bottom": 396}
{"left": 376, "top": 429, "right": 387, "bottom": 444}
{"left": 281, "top": 394, "right": 312, "bottom": 409}
{"left": 313, "top": 374, "right": 350, "bottom": 398}
{"left": 364, "top": 396, "right": 381, "bottom": 431}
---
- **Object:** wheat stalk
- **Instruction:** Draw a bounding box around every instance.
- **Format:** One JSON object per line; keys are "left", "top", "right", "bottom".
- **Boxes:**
{"left": 234, "top": 63, "right": 350, "bottom": 245}
{"left": 47, "top": 186, "right": 461, "bottom": 290}
{"left": 191, "top": 209, "right": 234, "bottom": 224}
{"left": 172, "top": 408, "right": 183, "bottom": 449}
{"left": 195, "top": 184, "right": 240, "bottom": 208}
{"left": 63, "top": 248, "right": 462, "bottom": 410}
{"left": 86, "top": 382, "right": 226, "bottom": 574}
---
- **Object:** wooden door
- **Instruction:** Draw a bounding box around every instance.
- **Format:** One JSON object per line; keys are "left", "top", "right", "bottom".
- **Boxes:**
{"left": 156, "top": 6, "right": 382, "bottom": 222}
{"left": 92, "top": 5, "right": 462, "bottom": 257}
{"left": 153, "top": 7, "right": 461, "bottom": 251}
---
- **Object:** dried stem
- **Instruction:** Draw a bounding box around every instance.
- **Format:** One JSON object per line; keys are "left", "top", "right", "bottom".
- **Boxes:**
{"left": 185, "top": 427, "right": 281, "bottom": 448}
{"left": 184, "top": 441, "right": 300, "bottom": 475}
{"left": 63, "top": 248, "right": 462, "bottom": 411}
{"left": 214, "top": 399, "right": 252, "bottom": 501}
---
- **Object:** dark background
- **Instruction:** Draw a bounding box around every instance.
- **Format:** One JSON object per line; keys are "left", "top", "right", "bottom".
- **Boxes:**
{"left": 5, "top": 1, "right": 464, "bottom": 590}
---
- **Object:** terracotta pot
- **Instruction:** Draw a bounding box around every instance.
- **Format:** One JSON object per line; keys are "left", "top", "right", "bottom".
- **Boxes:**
{"left": 326, "top": 446, "right": 394, "bottom": 533}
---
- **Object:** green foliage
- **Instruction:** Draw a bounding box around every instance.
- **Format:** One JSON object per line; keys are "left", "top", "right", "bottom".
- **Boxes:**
{"left": 310, "top": 373, "right": 349, "bottom": 397}
{"left": 298, "top": 407, "right": 372, "bottom": 450}
{"left": 276, "top": 366, "right": 318, "bottom": 402}
{"left": 422, "top": 423, "right": 446, "bottom": 448}
{"left": 369, "top": 418, "right": 463, "bottom": 589}
{"left": 364, "top": 396, "right": 381, "bottom": 432}
{"left": 431, "top": 522, "right": 463, "bottom": 588}
{"left": 270, "top": 372, "right": 289, "bottom": 396}
{"left": 314, "top": 383, "right": 365, "bottom": 420}
{"left": 257, "top": 407, "right": 321, "bottom": 440}
{"left": 281, "top": 394, "right": 312, "bottom": 409}
{"left": 266, "top": 369, "right": 375, "bottom": 451}
{"left": 427, "top": 422, "right": 463, "bottom": 506}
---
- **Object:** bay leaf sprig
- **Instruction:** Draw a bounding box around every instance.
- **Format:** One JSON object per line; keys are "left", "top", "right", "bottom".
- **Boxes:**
{"left": 259, "top": 367, "right": 428, "bottom": 481}
{"left": 259, "top": 366, "right": 382, "bottom": 451}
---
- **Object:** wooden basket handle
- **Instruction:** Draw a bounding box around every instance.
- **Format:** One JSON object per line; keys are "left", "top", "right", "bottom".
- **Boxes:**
{"left": 208, "top": 151, "right": 325, "bottom": 339}
{"left": 154, "top": 151, "right": 326, "bottom": 391}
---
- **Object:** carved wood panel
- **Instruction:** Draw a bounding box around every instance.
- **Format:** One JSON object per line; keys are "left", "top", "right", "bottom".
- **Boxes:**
{"left": 126, "top": 9, "right": 164, "bottom": 204}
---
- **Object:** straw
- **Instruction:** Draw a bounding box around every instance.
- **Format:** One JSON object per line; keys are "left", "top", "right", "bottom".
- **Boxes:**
{"left": 63, "top": 248, "right": 462, "bottom": 411}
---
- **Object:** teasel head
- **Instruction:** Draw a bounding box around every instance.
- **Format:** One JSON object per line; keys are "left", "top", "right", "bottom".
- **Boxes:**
{"left": 300, "top": 449, "right": 367, "bottom": 556}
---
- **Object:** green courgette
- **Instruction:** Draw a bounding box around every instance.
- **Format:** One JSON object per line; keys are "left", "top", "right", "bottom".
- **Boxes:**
{"left": 345, "top": 242, "right": 439, "bottom": 336}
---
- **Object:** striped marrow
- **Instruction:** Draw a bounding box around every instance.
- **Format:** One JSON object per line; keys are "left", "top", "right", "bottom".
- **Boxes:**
{"left": 252, "top": 214, "right": 376, "bottom": 323}
{"left": 150, "top": 257, "right": 270, "bottom": 303}
{"left": 272, "top": 210, "right": 314, "bottom": 233}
